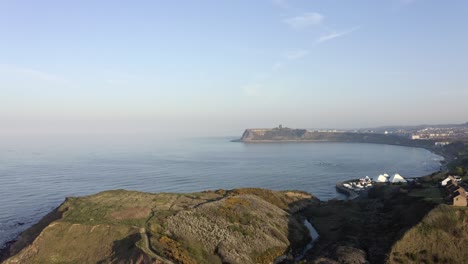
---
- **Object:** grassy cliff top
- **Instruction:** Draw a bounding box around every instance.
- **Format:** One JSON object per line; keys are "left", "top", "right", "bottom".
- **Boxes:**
{"left": 3, "top": 188, "right": 318, "bottom": 264}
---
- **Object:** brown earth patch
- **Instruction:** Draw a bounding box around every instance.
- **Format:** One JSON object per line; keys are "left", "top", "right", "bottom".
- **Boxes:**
{"left": 109, "top": 207, "right": 151, "bottom": 220}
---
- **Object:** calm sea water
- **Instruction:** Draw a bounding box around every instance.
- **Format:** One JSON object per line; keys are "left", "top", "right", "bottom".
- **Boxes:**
{"left": 0, "top": 136, "right": 442, "bottom": 247}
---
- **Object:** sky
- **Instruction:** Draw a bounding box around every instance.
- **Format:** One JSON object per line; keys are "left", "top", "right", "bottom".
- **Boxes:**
{"left": 1, "top": 0, "right": 468, "bottom": 137}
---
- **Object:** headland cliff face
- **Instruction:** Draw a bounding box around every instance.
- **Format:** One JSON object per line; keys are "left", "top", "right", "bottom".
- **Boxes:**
{"left": 237, "top": 127, "right": 435, "bottom": 148}
{"left": 240, "top": 128, "right": 308, "bottom": 141}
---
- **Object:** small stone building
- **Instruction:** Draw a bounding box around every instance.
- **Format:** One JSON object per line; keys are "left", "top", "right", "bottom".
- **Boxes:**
{"left": 443, "top": 176, "right": 468, "bottom": 207}
{"left": 452, "top": 189, "right": 468, "bottom": 207}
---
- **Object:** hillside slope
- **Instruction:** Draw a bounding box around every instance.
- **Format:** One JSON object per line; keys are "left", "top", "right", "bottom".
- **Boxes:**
{"left": 389, "top": 205, "right": 468, "bottom": 264}
{"left": 3, "top": 189, "right": 318, "bottom": 264}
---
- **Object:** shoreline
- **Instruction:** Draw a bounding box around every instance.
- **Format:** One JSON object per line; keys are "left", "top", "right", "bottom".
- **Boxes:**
{"left": 333, "top": 147, "right": 450, "bottom": 200}
{"left": 0, "top": 241, "right": 14, "bottom": 262}
{"left": 234, "top": 139, "right": 452, "bottom": 200}
{"left": 335, "top": 180, "right": 360, "bottom": 200}
{"left": 235, "top": 138, "right": 452, "bottom": 163}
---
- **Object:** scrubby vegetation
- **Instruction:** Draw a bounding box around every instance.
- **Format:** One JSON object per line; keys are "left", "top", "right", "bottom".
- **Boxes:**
{"left": 299, "top": 159, "right": 468, "bottom": 264}
{"left": 445, "top": 141, "right": 468, "bottom": 174}
{"left": 389, "top": 205, "right": 468, "bottom": 264}
{"left": 3, "top": 188, "right": 318, "bottom": 264}
{"left": 301, "top": 184, "right": 441, "bottom": 263}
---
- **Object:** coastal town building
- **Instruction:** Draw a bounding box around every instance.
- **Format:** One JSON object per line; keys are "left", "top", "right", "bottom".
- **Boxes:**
{"left": 453, "top": 190, "right": 468, "bottom": 207}
{"left": 441, "top": 175, "right": 461, "bottom": 186}
{"left": 442, "top": 175, "right": 468, "bottom": 207}
{"left": 405, "top": 125, "right": 468, "bottom": 141}
{"left": 441, "top": 177, "right": 451, "bottom": 186}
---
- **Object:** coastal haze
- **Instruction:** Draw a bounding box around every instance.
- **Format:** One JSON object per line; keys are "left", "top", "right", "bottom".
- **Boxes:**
{"left": 0, "top": 137, "right": 442, "bottom": 248}
{"left": 1, "top": 1, "right": 468, "bottom": 262}
{"left": 1, "top": 0, "right": 468, "bottom": 138}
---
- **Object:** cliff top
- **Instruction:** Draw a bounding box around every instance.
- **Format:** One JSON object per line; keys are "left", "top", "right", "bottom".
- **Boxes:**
{"left": 3, "top": 188, "right": 318, "bottom": 264}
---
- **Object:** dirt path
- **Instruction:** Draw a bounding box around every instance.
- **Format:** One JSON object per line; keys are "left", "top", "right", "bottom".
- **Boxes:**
{"left": 138, "top": 227, "right": 174, "bottom": 264}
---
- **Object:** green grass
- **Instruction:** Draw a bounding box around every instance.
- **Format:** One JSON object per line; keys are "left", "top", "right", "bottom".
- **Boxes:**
{"left": 407, "top": 185, "right": 444, "bottom": 203}
{"left": 6, "top": 188, "right": 317, "bottom": 264}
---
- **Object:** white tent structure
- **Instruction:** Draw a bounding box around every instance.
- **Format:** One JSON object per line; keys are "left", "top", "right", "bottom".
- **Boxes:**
{"left": 376, "top": 174, "right": 389, "bottom": 183}
{"left": 389, "top": 173, "right": 407, "bottom": 183}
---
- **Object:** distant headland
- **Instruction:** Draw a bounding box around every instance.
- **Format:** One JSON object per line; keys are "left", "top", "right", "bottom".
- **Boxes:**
{"left": 235, "top": 123, "right": 468, "bottom": 143}
{"left": 233, "top": 124, "right": 468, "bottom": 164}
{"left": 233, "top": 125, "right": 434, "bottom": 146}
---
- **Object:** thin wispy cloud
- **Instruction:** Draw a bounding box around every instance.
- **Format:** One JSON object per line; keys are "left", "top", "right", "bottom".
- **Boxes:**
{"left": 270, "top": 49, "right": 308, "bottom": 73}
{"left": 242, "top": 84, "right": 263, "bottom": 97}
{"left": 0, "top": 64, "right": 64, "bottom": 83}
{"left": 316, "top": 27, "right": 359, "bottom": 43}
{"left": 284, "top": 49, "right": 309, "bottom": 60}
{"left": 272, "top": 62, "right": 283, "bottom": 71}
{"left": 284, "top": 12, "right": 324, "bottom": 30}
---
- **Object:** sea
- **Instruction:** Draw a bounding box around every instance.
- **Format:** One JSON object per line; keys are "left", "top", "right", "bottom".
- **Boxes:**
{"left": 0, "top": 135, "right": 443, "bottom": 248}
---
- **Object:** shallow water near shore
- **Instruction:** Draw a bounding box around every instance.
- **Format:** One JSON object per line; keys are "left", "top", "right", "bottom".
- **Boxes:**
{"left": 0, "top": 135, "right": 442, "bottom": 247}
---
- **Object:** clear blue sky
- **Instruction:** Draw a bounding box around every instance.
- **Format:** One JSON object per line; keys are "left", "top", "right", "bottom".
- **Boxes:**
{"left": 1, "top": 0, "right": 467, "bottom": 136}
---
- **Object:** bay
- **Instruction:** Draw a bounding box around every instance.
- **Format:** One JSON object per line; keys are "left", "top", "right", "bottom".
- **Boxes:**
{"left": 0, "top": 136, "right": 442, "bottom": 247}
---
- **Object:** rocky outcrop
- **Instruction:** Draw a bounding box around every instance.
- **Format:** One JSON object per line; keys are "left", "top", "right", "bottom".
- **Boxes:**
{"left": 3, "top": 189, "right": 319, "bottom": 264}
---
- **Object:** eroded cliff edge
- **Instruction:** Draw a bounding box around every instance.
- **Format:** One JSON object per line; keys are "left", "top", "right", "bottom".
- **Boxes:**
{"left": 2, "top": 188, "right": 318, "bottom": 264}
{"left": 3, "top": 183, "right": 468, "bottom": 264}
